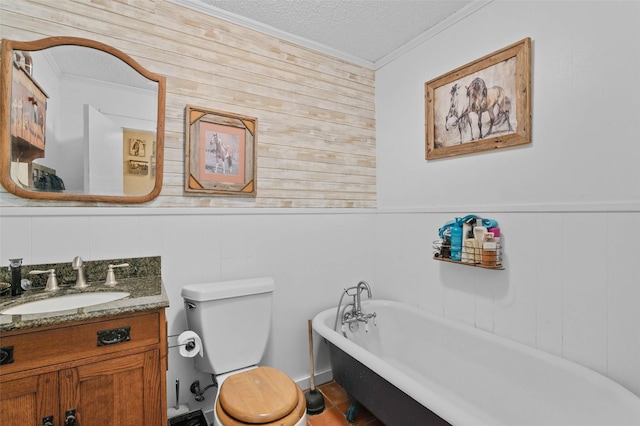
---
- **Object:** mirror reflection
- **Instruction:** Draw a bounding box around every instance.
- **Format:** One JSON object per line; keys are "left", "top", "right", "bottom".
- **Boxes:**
{"left": 1, "top": 37, "right": 165, "bottom": 203}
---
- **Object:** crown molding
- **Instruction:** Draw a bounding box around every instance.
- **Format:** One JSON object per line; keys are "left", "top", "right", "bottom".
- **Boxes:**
{"left": 166, "top": 0, "right": 375, "bottom": 68}
{"left": 374, "top": 0, "right": 493, "bottom": 70}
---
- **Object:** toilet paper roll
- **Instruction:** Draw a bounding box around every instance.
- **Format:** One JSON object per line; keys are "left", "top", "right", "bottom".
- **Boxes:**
{"left": 177, "top": 330, "right": 203, "bottom": 358}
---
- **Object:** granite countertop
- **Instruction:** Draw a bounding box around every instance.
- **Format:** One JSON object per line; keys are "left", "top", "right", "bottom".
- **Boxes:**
{"left": 0, "top": 256, "right": 169, "bottom": 333}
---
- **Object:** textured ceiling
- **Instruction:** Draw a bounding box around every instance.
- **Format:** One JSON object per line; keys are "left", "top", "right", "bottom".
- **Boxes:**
{"left": 175, "top": 0, "right": 477, "bottom": 66}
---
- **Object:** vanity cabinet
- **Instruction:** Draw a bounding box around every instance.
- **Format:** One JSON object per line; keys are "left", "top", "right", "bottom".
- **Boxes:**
{"left": 0, "top": 309, "right": 167, "bottom": 426}
{"left": 0, "top": 371, "right": 58, "bottom": 424}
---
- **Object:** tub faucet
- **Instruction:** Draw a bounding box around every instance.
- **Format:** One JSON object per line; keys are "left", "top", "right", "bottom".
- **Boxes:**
{"left": 334, "top": 281, "right": 377, "bottom": 336}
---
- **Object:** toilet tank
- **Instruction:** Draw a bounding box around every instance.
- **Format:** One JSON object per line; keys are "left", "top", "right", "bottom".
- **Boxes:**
{"left": 181, "top": 277, "right": 275, "bottom": 375}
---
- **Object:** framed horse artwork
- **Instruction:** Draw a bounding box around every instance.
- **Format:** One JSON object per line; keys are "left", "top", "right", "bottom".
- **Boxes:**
{"left": 425, "top": 38, "right": 532, "bottom": 160}
{"left": 185, "top": 105, "right": 257, "bottom": 196}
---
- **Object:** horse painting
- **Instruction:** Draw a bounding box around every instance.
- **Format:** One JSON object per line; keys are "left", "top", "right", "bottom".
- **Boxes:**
{"left": 206, "top": 132, "right": 233, "bottom": 174}
{"left": 466, "top": 77, "right": 513, "bottom": 139}
{"left": 214, "top": 134, "right": 233, "bottom": 174}
{"left": 443, "top": 77, "right": 514, "bottom": 144}
{"left": 445, "top": 83, "right": 475, "bottom": 144}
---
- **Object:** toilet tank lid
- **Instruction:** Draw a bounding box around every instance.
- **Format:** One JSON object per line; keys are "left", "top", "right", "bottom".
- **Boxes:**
{"left": 181, "top": 277, "right": 275, "bottom": 301}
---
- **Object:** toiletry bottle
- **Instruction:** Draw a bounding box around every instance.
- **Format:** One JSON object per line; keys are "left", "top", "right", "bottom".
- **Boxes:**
{"left": 473, "top": 226, "right": 487, "bottom": 264}
{"left": 462, "top": 238, "right": 479, "bottom": 263}
{"left": 461, "top": 221, "right": 471, "bottom": 263}
{"left": 450, "top": 219, "right": 463, "bottom": 261}
{"left": 9, "top": 258, "right": 23, "bottom": 296}
{"left": 462, "top": 221, "right": 478, "bottom": 263}
{"left": 481, "top": 233, "right": 497, "bottom": 267}
{"left": 488, "top": 227, "right": 501, "bottom": 264}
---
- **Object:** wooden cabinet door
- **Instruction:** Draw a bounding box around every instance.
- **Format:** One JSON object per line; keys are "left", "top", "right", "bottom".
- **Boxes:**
{"left": 59, "top": 349, "right": 163, "bottom": 426}
{"left": 0, "top": 371, "right": 58, "bottom": 426}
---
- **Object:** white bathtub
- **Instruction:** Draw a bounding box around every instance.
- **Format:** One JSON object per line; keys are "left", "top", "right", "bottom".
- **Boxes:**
{"left": 312, "top": 300, "right": 640, "bottom": 426}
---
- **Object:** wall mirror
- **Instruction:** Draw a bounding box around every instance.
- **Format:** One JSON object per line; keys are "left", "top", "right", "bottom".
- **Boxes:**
{"left": 0, "top": 36, "right": 166, "bottom": 203}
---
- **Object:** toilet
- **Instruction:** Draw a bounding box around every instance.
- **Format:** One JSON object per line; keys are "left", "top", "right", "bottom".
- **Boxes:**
{"left": 181, "top": 277, "right": 307, "bottom": 426}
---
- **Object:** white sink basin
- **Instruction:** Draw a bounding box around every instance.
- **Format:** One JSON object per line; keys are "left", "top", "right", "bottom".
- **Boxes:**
{"left": 0, "top": 292, "right": 130, "bottom": 315}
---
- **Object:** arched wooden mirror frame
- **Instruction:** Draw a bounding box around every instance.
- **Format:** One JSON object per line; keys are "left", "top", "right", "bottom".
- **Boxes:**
{"left": 0, "top": 36, "right": 166, "bottom": 203}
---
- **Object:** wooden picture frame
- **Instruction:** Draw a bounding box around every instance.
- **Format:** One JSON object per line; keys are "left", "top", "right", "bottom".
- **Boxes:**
{"left": 129, "top": 138, "right": 146, "bottom": 157}
{"left": 128, "top": 159, "right": 148, "bottom": 176}
{"left": 425, "top": 38, "right": 531, "bottom": 160}
{"left": 185, "top": 105, "right": 257, "bottom": 196}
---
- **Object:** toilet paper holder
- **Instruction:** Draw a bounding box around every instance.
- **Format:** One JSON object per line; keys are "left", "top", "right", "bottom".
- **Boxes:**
{"left": 171, "top": 331, "right": 204, "bottom": 359}
{"left": 168, "top": 337, "right": 196, "bottom": 351}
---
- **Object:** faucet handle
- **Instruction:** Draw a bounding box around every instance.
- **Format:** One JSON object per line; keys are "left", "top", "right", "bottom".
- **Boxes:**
{"left": 28, "top": 269, "right": 59, "bottom": 292}
{"left": 104, "top": 263, "right": 129, "bottom": 286}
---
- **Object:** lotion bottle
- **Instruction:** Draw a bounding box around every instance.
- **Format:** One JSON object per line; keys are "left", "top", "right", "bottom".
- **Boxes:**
{"left": 481, "top": 232, "right": 497, "bottom": 267}
{"left": 462, "top": 221, "right": 473, "bottom": 263}
{"left": 473, "top": 226, "right": 487, "bottom": 264}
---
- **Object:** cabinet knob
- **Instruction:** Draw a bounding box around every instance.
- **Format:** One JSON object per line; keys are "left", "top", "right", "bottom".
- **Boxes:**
{"left": 65, "top": 409, "right": 78, "bottom": 426}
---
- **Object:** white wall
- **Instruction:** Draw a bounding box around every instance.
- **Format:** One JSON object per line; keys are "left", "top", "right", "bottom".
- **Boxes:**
{"left": 0, "top": 209, "right": 376, "bottom": 414}
{"left": 377, "top": 0, "right": 640, "bottom": 210}
{"left": 375, "top": 0, "right": 640, "bottom": 396}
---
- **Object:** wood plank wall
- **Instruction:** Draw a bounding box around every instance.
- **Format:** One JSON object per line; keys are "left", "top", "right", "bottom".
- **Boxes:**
{"left": 0, "top": 0, "right": 376, "bottom": 208}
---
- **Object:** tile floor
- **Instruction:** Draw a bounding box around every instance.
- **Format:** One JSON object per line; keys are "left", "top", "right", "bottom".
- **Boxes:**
{"left": 306, "top": 381, "right": 385, "bottom": 426}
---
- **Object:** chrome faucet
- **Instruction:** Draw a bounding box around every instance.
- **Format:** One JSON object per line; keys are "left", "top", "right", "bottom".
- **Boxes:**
{"left": 334, "top": 281, "right": 377, "bottom": 336}
{"left": 355, "top": 280, "right": 372, "bottom": 313}
{"left": 72, "top": 256, "right": 89, "bottom": 289}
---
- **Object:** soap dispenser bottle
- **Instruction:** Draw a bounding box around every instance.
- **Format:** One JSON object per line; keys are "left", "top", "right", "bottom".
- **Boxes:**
{"left": 9, "top": 258, "right": 23, "bottom": 296}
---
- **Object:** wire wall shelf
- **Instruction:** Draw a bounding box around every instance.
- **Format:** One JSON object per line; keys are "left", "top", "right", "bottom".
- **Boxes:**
{"left": 432, "top": 240, "right": 504, "bottom": 270}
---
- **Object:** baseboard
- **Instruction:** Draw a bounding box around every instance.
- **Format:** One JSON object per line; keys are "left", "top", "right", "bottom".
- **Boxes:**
{"left": 295, "top": 368, "right": 333, "bottom": 390}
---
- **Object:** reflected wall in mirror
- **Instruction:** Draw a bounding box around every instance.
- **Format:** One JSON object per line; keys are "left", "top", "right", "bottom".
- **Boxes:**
{"left": 0, "top": 37, "right": 166, "bottom": 203}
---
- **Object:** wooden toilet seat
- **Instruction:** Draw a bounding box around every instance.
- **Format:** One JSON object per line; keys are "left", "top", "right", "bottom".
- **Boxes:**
{"left": 216, "top": 366, "right": 306, "bottom": 426}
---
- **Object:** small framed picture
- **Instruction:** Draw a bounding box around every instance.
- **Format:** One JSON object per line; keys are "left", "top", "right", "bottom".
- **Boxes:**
{"left": 185, "top": 105, "right": 257, "bottom": 197}
{"left": 128, "top": 160, "right": 148, "bottom": 176}
{"left": 129, "top": 138, "right": 146, "bottom": 157}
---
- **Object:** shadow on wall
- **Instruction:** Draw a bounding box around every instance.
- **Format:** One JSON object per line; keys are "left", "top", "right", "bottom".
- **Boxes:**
{"left": 438, "top": 258, "right": 510, "bottom": 301}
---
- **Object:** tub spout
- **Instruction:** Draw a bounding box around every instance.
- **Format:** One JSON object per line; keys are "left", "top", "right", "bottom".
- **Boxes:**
{"left": 355, "top": 280, "right": 372, "bottom": 313}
